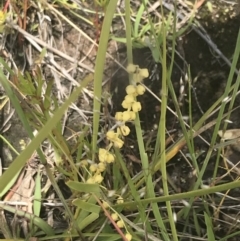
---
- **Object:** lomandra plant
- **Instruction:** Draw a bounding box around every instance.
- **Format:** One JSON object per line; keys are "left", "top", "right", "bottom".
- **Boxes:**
{"left": 78, "top": 64, "right": 149, "bottom": 240}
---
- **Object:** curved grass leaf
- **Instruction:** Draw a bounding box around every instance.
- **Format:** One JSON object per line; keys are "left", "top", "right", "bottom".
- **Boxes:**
{"left": 66, "top": 181, "right": 101, "bottom": 194}
{"left": 92, "top": 0, "right": 118, "bottom": 157}
{"left": 72, "top": 199, "right": 101, "bottom": 214}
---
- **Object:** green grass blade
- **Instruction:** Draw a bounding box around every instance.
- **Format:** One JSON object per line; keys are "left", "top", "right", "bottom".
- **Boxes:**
{"left": 33, "top": 170, "right": 42, "bottom": 217}
{"left": 66, "top": 181, "right": 101, "bottom": 194}
{"left": 92, "top": 0, "right": 118, "bottom": 158}
{"left": 114, "top": 179, "right": 240, "bottom": 208}
{"left": 114, "top": 148, "right": 153, "bottom": 233}
{"left": 72, "top": 200, "right": 101, "bottom": 214}
{"left": 204, "top": 212, "right": 215, "bottom": 240}
{"left": 78, "top": 213, "right": 99, "bottom": 231}
{"left": 134, "top": 0, "right": 148, "bottom": 37}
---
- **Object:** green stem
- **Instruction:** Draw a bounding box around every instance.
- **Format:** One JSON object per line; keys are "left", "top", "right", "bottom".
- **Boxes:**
{"left": 159, "top": 2, "right": 178, "bottom": 240}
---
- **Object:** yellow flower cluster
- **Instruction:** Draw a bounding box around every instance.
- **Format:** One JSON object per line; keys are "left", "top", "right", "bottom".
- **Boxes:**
{"left": 126, "top": 63, "right": 149, "bottom": 83}
{"left": 110, "top": 212, "right": 132, "bottom": 241}
{"left": 115, "top": 84, "right": 146, "bottom": 123}
{"left": 84, "top": 64, "right": 149, "bottom": 239}
{"left": 87, "top": 148, "right": 115, "bottom": 184}
{"left": 86, "top": 64, "right": 148, "bottom": 187}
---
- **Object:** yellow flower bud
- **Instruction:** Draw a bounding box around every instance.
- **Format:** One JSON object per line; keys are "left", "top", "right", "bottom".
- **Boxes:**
{"left": 94, "top": 174, "right": 103, "bottom": 183}
{"left": 120, "top": 125, "right": 130, "bottom": 136}
{"left": 126, "top": 85, "right": 136, "bottom": 95}
{"left": 99, "top": 149, "right": 114, "bottom": 163}
{"left": 99, "top": 148, "right": 108, "bottom": 162}
{"left": 106, "top": 130, "right": 117, "bottom": 141}
{"left": 117, "top": 197, "right": 124, "bottom": 204}
{"left": 126, "top": 63, "right": 137, "bottom": 73}
{"left": 136, "top": 85, "right": 146, "bottom": 95}
{"left": 125, "top": 233, "right": 132, "bottom": 241}
{"left": 86, "top": 177, "right": 95, "bottom": 184}
{"left": 90, "top": 164, "right": 98, "bottom": 172}
{"left": 132, "top": 102, "right": 142, "bottom": 112}
{"left": 102, "top": 201, "right": 109, "bottom": 209}
{"left": 122, "top": 100, "right": 132, "bottom": 109}
{"left": 124, "top": 94, "right": 135, "bottom": 103}
{"left": 122, "top": 100, "right": 131, "bottom": 109}
{"left": 139, "top": 68, "right": 149, "bottom": 78}
{"left": 106, "top": 153, "right": 115, "bottom": 163}
{"left": 117, "top": 220, "right": 124, "bottom": 228}
{"left": 98, "top": 162, "right": 106, "bottom": 172}
{"left": 113, "top": 138, "right": 124, "bottom": 148}
{"left": 111, "top": 213, "right": 119, "bottom": 221}
{"left": 0, "top": 11, "right": 6, "bottom": 24}
{"left": 122, "top": 111, "right": 131, "bottom": 121}
{"left": 80, "top": 160, "right": 88, "bottom": 167}
{"left": 129, "top": 111, "right": 136, "bottom": 120}
{"left": 115, "top": 112, "right": 123, "bottom": 121}
{"left": 133, "top": 73, "right": 143, "bottom": 83}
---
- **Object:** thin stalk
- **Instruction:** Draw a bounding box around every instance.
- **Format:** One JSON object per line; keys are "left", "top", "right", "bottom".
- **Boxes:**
{"left": 115, "top": 178, "right": 240, "bottom": 209}
{"left": 159, "top": 2, "right": 178, "bottom": 240}
{"left": 125, "top": 0, "right": 169, "bottom": 239}
{"left": 125, "top": 0, "right": 133, "bottom": 64}
{"left": 92, "top": 0, "right": 118, "bottom": 158}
